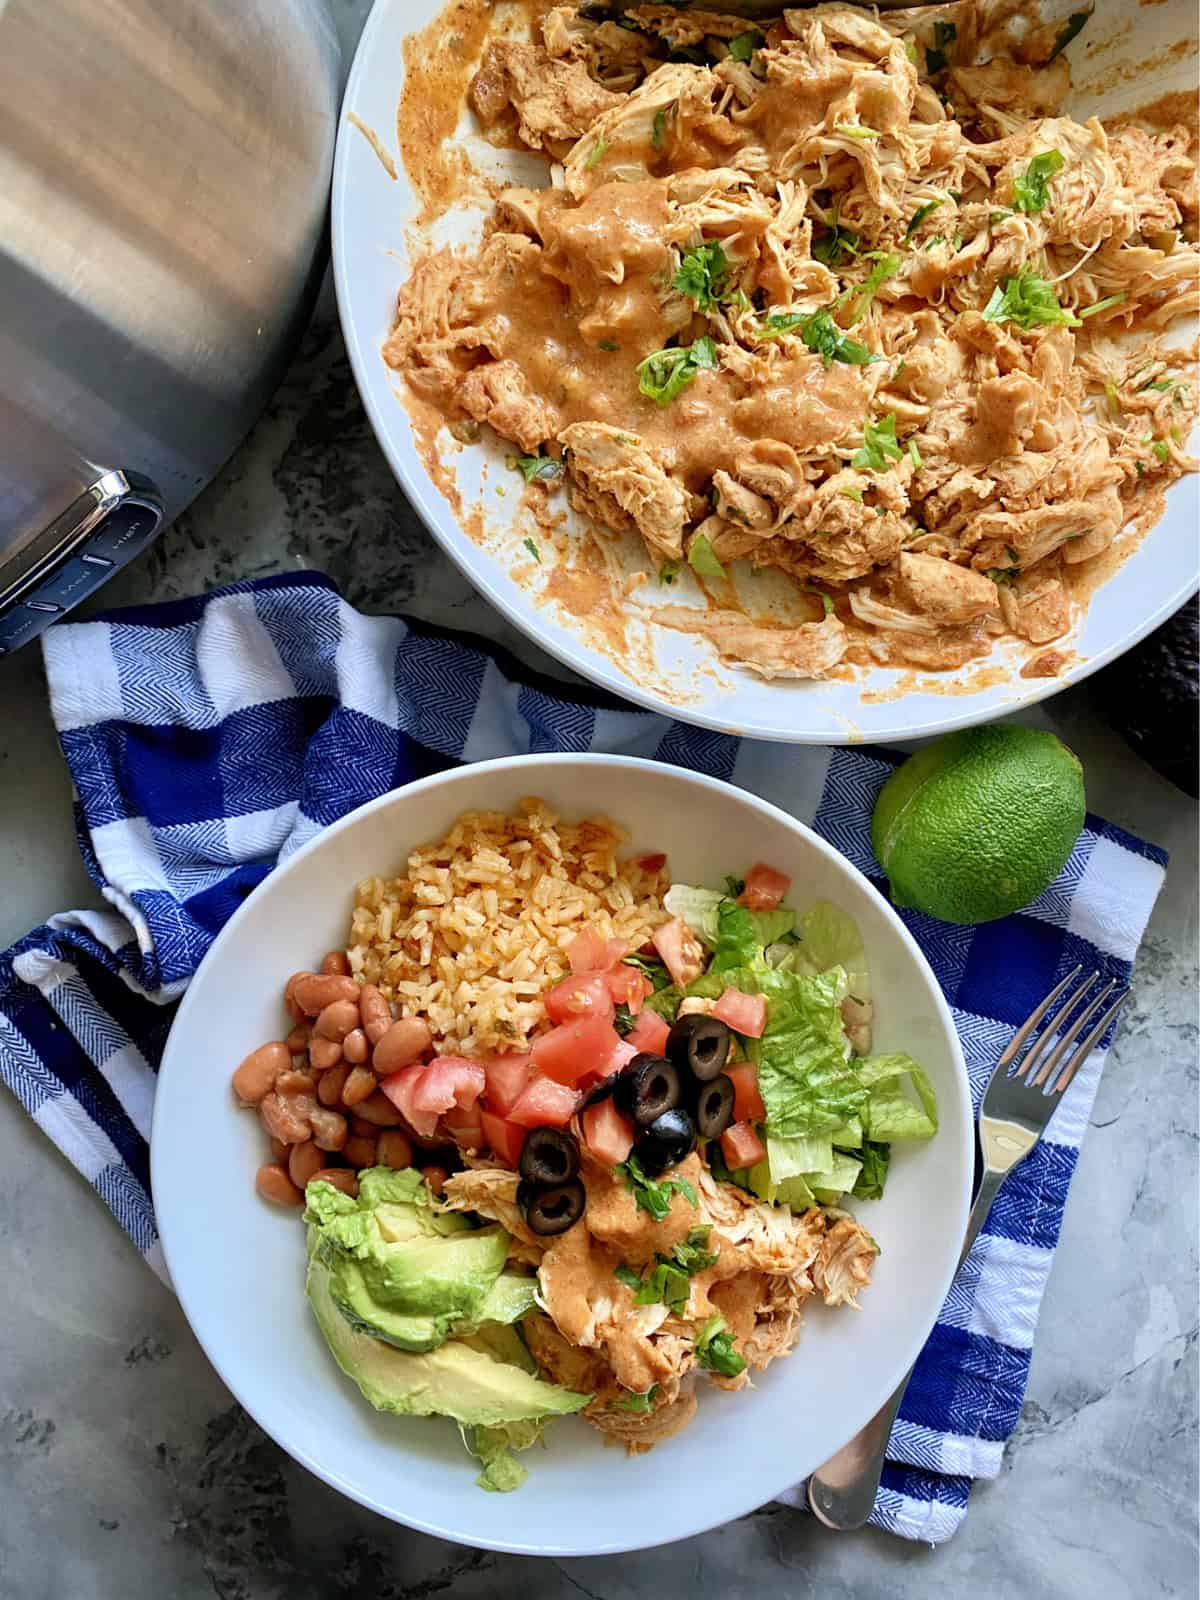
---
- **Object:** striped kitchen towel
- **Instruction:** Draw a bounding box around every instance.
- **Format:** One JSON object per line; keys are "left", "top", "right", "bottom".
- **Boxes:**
{"left": 0, "top": 572, "right": 1167, "bottom": 1544}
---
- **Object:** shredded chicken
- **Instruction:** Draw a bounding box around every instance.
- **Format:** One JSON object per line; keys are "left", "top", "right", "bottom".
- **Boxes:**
{"left": 387, "top": 1, "right": 1198, "bottom": 679}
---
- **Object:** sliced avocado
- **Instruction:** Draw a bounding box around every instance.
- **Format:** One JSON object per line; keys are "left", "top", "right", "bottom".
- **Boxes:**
{"left": 358, "top": 1225, "right": 509, "bottom": 1318}
{"left": 326, "top": 1253, "right": 458, "bottom": 1352}
{"left": 374, "top": 1200, "right": 469, "bottom": 1244}
{"left": 307, "top": 1252, "right": 590, "bottom": 1427}
{"left": 461, "top": 1320, "right": 538, "bottom": 1375}
{"left": 461, "top": 1271, "right": 538, "bottom": 1331}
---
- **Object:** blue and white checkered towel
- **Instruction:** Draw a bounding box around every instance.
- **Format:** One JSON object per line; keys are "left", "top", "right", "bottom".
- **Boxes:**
{"left": 0, "top": 572, "right": 1167, "bottom": 1545}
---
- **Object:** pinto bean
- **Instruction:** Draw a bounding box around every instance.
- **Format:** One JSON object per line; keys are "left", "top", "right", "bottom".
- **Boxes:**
{"left": 320, "top": 950, "right": 351, "bottom": 976}
{"left": 269, "top": 1137, "right": 289, "bottom": 1162}
{"left": 256, "top": 1164, "right": 304, "bottom": 1206}
{"left": 317, "top": 1063, "right": 349, "bottom": 1107}
{"left": 372, "top": 1017, "right": 433, "bottom": 1077}
{"left": 343, "top": 1135, "right": 379, "bottom": 1169}
{"left": 376, "top": 1130, "right": 413, "bottom": 1170}
{"left": 288, "top": 1141, "right": 325, "bottom": 1189}
{"left": 315, "top": 999, "right": 360, "bottom": 1042}
{"left": 232, "top": 1042, "right": 290, "bottom": 1106}
{"left": 309, "top": 1107, "right": 348, "bottom": 1152}
{"left": 352, "top": 1091, "right": 405, "bottom": 1128}
{"left": 340, "top": 1066, "right": 378, "bottom": 1108}
{"left": 276, "top": 1070, "right": 316, "bottom": 1098}
{"left": 286, "top": 1025, "right": 310, "bottom": 1053}
{"left": 309, "top": 1037, "right": 344, "bottom": 1071}
{"left": 293, "top": 973, "right": 359, "bottom": 1017}
{"left": 342, "top": 1028, "right": 369, "bottom": 1065}
{"left": 311, "top": 1168, "right": 357, "bottom": 1197}
{"left": 284, "top": 973, "right": 311, "bottom": 1024}
{"left": 358, "top": 984, "right": 393, "bottom": 1046}
{"left": 259, "top": 1091, "right": 313, "bottom": 1145}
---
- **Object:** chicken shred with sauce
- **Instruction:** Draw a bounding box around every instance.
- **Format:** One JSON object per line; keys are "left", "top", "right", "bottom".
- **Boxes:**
{"left": 443, "top": 1151, "right": 879, "bottom": 1452}
{"left": 385, "top": 0, "right": 1198, "bottom": 681}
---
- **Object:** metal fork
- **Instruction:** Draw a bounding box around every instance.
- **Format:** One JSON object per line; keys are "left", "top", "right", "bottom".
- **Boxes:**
{"left": 807, "top": 965, "right": 1129, "bottom": 1531}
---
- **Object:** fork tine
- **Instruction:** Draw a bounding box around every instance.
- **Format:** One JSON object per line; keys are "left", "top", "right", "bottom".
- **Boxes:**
{"left": 1052, "top": 991, "right": 1129, "bottom": 1095}
{"left": 1030, "top": 977, "right": 1118, "bottom": 1090}
{"left": 996, "top": 964, "right": 1084, "bottom": 1072}
{"left": 1011, "top": 969, "right": 1096, "bottom": 1082}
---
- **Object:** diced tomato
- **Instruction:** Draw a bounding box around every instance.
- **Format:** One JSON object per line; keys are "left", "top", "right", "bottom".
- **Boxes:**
{"left": 604, "top": 1039, "right": 640, "bottom": 1076}
{"left": 545, "top": 971, "right": 615, "bottom": 1026}
{"left": 378, "top": 1063, "right": 440, "bottom": 1138}
{"left": 625, "top": 1009, "right": 670, "bottom": 1056}
{"left": 479, "top": 1108, "right": 526, "bottom": 1167}
{"left": 531, "top": 1014, "right": 621, "bottom": 1087}
{"left": 507, "top": 1077, "right": 580, "bottom": 1129}
{"left": 582, "top": 1098, "right": 635, "bottom": 1165}
{"left": 442, "top": 1103, "right": 483, "bottom": 1150}
{"left": 714, "top": 987, "right": 768, "bottom": 1038}
{"left": 726, "top": 1062, "right": 766, "bottom": 1124}
{"left": 738, "top": 862, "right": 791, "bottom": 911}
{"left": 483, "top": 1053, "right": 532, "bottom": 1116}
{"left": 606, "top": 964, "right": 651, "bottom": 1012}
{"left": 721, "top": 1120, "right": 767, "bottom": 1170}
{"left": 652, "top": 917, "right": 705, "bottom": 988}
{"left": 567, "top": 929, "right": 627, "bottom": 975}
{"left": 411, "top": 1056, "right": 485, "bottom": 1115}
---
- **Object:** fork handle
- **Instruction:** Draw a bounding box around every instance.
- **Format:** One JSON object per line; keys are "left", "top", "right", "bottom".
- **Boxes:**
{"left": 807, "top": 1166, "right": 1009, "bottom": 1532}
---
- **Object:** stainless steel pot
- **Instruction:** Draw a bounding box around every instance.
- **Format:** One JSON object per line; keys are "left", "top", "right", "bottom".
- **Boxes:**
{"left": 0, "top": 0, "right": 341, "bottom": 653}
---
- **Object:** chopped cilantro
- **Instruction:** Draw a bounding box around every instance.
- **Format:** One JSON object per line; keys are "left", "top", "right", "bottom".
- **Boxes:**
{"left": 813, "top": 215, "right": 860, "bottom": 266}
{"left": 658, "top": 559, "right": 681, "bottom": 585}
{"left": 799, "top": 309, "right": 880, "bottom": 368}
{"left": 1103, "top": 378, "right": 1122, "bottom": 415}
{"left": 688, "top": 532, "right": 727, "bottom": 580}
{"left": 1079, "top": 293, "right": 1125, "bottom": 320}
{"left": 982, "top": 267, "right": 1081, "bottom": 330}
{"left": 905, "top": 199, "right": 943, "bottom": 237}
{"left": 841, "top": 486, "right": 864, "bottom": 502}
{"left": 611, "top": 1386, "right": 658, "bottom": 1413}
{"left": 598, "top": 338, "right": 620, "bottom": 352}
{"left": 908, "top": 438, "right": 923, "bottom": 469}
{"left": 510, "top": 454, "right": 562, "bottom": 485}
{"left": 617, "top": 1228, "right": 719, "bottom": 1314}
{"left": 841, "top": 252, "right": 900, "bottom": 325}
{"left": 613, "top": 1003, "right": 637, "bottom": 1038}
{"left": 674, "top": 241, "right": 734, "bottom": 312}
{"left": 853, "top": 412, "right": 904, "bottom": 471}
{"left": 986, "top": 566, "right": 1020, "bottom": 584}
{"left": 1152, "top": 438, "right": 1171, "bottom": 463}
{"left": 636, "top": 336, "right": 718, "bottom": 406}
{"left": 724, "top": 874, "right": 746, "bottom": 897}
{"left": 925, "top": 20, "right": 956, "bottom": 74}
{"left": 521, "top": 538, "right": 541, "bottom": 563}
{"left": 695, "top": 1314, "right": 747, "bottom": 1379}
{"left": 584, "top": 138, "right": 607, "bottom": 170}
{"left": 1048, "top": 5, "right": 1093, "bottom": 62}
{"left": 838, "top": 124, "right": 881, "bottom": 140}
{"left": 651, "top": 103, "right": 676, "bottom": 150}
{"left": 615, "top": 1155, "right": 698, "bottom": 1222}
{"left": 1012, "top": 150, "right": 1065, "bottom": 214}
{"left": 727, "top": 30, "right": 763, "bottom": 62}
{"left": 1140, "top": 378, "right": 1174, "bottom": 393}
{"left": 802, "top": 585, "right": 835, "bottom": 616}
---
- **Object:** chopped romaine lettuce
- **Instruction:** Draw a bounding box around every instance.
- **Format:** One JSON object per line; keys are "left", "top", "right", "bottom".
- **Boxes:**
{"left": 830, "top": 1116, "right": 863, "bottom": 1148}
{"left": 663, "top": 884, "right": 723, "bottom": 946}
{"left": 799, "top": 902, "right": 871, "bottom": 1001}
{"left": 739, "top": 965, "right": 865, "bottom": 1137}
{"left": 767, "top": 1132, "right": 834, "bottom": 1182}
{"left": 851, "top": 1140, "right": 891, "bottom": 1200}
{"left": 712, "top": 899, "right": 760, "bottom": 974}
{"left": 802, "top": 1149, "right": 863, "bottom": 1196}
{"left": 857, "top": 1052, "right": 939, "bottom": 1141}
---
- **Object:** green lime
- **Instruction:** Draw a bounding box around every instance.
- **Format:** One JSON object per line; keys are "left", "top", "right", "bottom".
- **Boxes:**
{"left": 871, "top": 724, "right": 1086, "bottom": 925}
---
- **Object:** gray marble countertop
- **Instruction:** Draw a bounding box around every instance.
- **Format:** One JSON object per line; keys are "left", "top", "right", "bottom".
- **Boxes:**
{"left": 1, "top": 5, "right": 1196, "bottom": 1592}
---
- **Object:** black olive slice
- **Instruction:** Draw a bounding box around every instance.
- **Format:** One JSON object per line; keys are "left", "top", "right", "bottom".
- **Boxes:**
{"left": 632, "top": 1106, "right": 696, "bottom": 1176}
{"left": 579, "top": 1077, "right": 616, "bottom": 1110}
{"left": 612, "top": 1053, "right": 684, "bottom": 1129}
{"left": 518, "top": 1177, "right": 586, "bottom": 1237}
{"left": 693, "top": 1073, "right": 735, "bottom": 1140}
{"left": 666, "top": 1013, "right": 732, "bottom": 1082}
{"left": 519, "top": 1125, "right": 581, "bottom": 1185}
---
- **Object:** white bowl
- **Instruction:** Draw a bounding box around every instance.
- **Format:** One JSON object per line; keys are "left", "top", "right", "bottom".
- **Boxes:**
{"left": 331, "top": 0, "right": 1198, "bottom": 744}
{"left": 152, "top": 755, "right": 973, "bottom": 1555}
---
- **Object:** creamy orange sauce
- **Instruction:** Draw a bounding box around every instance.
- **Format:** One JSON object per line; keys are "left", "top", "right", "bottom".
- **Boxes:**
{"left": 397, "top": 0, "right": 493, "bottom": 221}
